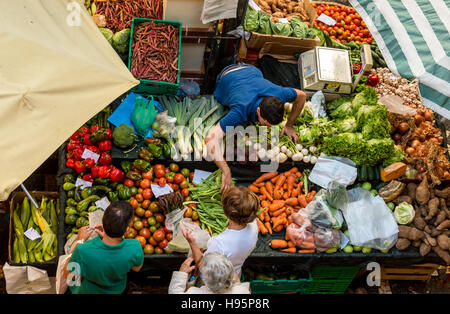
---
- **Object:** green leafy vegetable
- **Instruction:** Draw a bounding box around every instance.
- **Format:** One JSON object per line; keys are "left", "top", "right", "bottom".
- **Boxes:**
{"left": 351, "top": 85, "right": 378, "bottom": 113}
{"left": 243, "top": 6, "right": 259, "bottom": 32}
{"left": 112, "top": 28, "right": 131, "bottom": 55}
{"left": 382, "top": 145, "right": 405, "bottom": 167}
{"left": 270, "top": 20, "right": 292, "bottom": 37}
{"left": 258, "top": 12, "right": 272, "bottom": 35}
{"left": 290, "top": 17, "right": 311, "bottom": 38}
{"left": 334, "top": 117, "right": 357, "bottom": 133}
{"left": 99, "top": 28, "right": 114, "bottom": 44}
{"left": 327, "top": 95, "right": 354, "bottom": 113}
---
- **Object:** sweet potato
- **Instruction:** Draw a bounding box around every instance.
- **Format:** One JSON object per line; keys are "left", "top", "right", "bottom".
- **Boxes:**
{"left": 434, "top": 211, "right": 447, "bottom": 227}
{"left": 419, "top": 242, "right": 431, "bottom": 256}
{"left": 381, "top": 162, "right": 406, "bottom": 182}
{"left": 434, "top": 187, "right": 450, "bottom": 199}
{"left": 437, "top": 220, "right": 450, "bottom": 231}
{"left": 398, "top": 225, "right": 424, "bottom": 241}
{"left": 418, "top": 205, "right": 428, "bottom": 218}
{"left": 432, "top": 246, "right": 450, "bottom": 265}
{"left": 425, "top": 197, "right": 440, "bottom": 221}
{"left": 424, "top": 232, "right": 436, "bottom": 247}
{"left": 416, "top": 177, "right": 430, "bottom": 206}
{"left": 437, "top": 234, "right": 450, "bottom": 251}
{"left": 406, "top": 183, "right": 417, "bottom": 201}
{"left": 396, "top": 238, "right": 411, "bottom": 250}
{"left": 413, "top": 215, "right": 427, "bottom": 230}
{"left": 393, "top": 195, "right": 413, "bottom": 205}
{"left": 430, "top": 226, "right": 442, "bottom": 237}
{"left": 412, "top": 240, "right": 421, "bottom": 247}
{"left": 439, "top": 198, "right": 450, "bottom": 218}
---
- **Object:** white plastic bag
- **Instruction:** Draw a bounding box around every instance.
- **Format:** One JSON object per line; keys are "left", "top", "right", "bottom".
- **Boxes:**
{"left": 303, "top": 190, "right": 343, "bottom": 229}
{"left": 3, "top": 263, "right": 52, "bottom": 294}
{"left": 309, "top": 155, "right": 357, "bottom": 189}
{"left": 341, "top": 188, "right": 398, "bottom": 250}
{"left": 165, "top": 206, "right": 187, "bottom": 236}
{"left": 168, "top": 218, "right": 211, "bottom": 253}
{"left": 201, "top": 0, "right": 239, "bottom": 24}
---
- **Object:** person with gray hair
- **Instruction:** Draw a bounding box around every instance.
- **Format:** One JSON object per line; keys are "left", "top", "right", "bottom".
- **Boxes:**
{"left": 168, "top": 252, "right": 250, "bottom": 294}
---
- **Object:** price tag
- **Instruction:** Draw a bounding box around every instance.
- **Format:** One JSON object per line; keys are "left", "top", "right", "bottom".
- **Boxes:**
{"left": 192, "top": 170, "right": 212, "bottom": 184}
{"left": 75, "top": 178, "right": 93, "bottom": 190}
{"left": 277, "top": 18, "right": 290, "bottom": 24}
{"left": 317, "top": 13, "right": 336, "bottom": 26}
{"left": 151, "top": 184, "right": 174, "bottom": 198}
{"left": 81, "top": 148, "right": 100, "bottom": 163}
{"left": 339, "top": 231, "right": 350, "bottom": 250}
{"left": 24, "top": 228, "right": 41, "bottom": 241}
{"left": 95, "top": 197, "right": 110, "bottom": 211}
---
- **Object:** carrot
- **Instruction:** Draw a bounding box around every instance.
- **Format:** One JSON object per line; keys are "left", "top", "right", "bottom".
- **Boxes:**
{"left": 254, "top": 171, "right": 278, "bottom": 184}
{"left": 260, "top": 186, "right": 273, "bottom": 202}
{"left": 249, "top": 184, "right": 259, "bottom": 193}
{"left": 269, "top": 200, "right": 285, "bottom": 211}
{"left": 264, "top": 210, "right": 270, "bottom": 222}
{"left": 285, "top": 197, "right": 298, "bottom": 206}
{"left": 286, "top": 175, "right": 296, "bottom": 197}
{"left": 283, "top": 183, "right": 288, "bottom": 190}
{"left": 274, "top": 189, "right": 284, "bottom": 200}
{"left": 264, "top": 181, "right": 274, "bottom": 196}
{"left": 295, "top": 172, "right": 302, "bottom": 178}
{"left": 289, "top": 167, "right": 298, "bottom": 174}
{"left": 287, "top": 215, "right": 293, "bottom": 225}
{"left": 270, "top": 174, "right": 280, "bottom": 184}
{"left": 275, "top": 174, "right": 287, "bottom": 191}
{"left": 298, "top": 194, "right": 308, "bottom": 208}
{"left": 306, "top": 190, "right": 316, "bottom": 203}
{"left": 300, "top": 241, "right": 315, "bottom": 249}
{"left": 285, "top": 233, "right": 290, "bottom": 241}
{"left": 265, "top": 222, "right": 272, "bottom": 235}
{"left": 273, "top": 218, "right": 287, "bottom": 229}
{"left": 298, "top": 249, "right": 315, "bottom": 253}
{"left": 274, "top": 225, "right": 284, "bottom": 232}
{"left": 270, "top": 239, "right": 288, "bottom": 249}
{"left": 283, "top": 191, "right": 290, "bottom": 199}
{"left": 261, "top": 200, "right": 270, "bottom": 209}
{"left": 272, "top": 207, "right": 286, "bottom": 217}
{"left": 287, "top": 240, "right": 295, "bottom": 248}
{"left": 260, "top": 195, "right": 267, "bottom": 201}
{"left": 272, "top": 213, "right": 287, "bottom": 223}
{"left": 286, "top": 207, "right": 293, "bottom": 215}
{"left": 256, "top": 219, "right": 268, "bottom": 235}
{"left": 291, "top": 186, "right": 299, "bottom": 198}
{"left": 258, "top": 210, "right": 265, "bottom": 221}
{"left": 281, "top": 247, "right": 297, "bottom": 253}
{"left": 255, "top": 182, "right": 265, "bottom": 188}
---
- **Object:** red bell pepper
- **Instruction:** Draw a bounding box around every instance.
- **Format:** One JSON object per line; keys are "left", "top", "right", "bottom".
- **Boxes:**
{"left": 368, "top": 74, "right": 380, "bottom": 87}
{"left": 90, "top": 125, "right": 103, "bottom": 134}
{"left": 73, "top": 147, "right": 84, "bottom": 161}
{"left": 70, "top": 131, "right": 80, "bottom": 141}
{"left": 84, "top": 158, "right": 95, "bottom": 169}
{"left": 74, "top": 160, "right": 86, "bottom": 174}
{"left": 99, "top": 152, "right": 111, "bottom": 165}
{"left": 352, "top": 63, "right": 362, "bottom": 74}
{"left": 98, "top": 140, "right": 112, "bottom": 152}
{"left": 83, "top": 133, "right": 93, "bottom": 146}
{"left": 82, "top": 173, "right": 94, "bottom": 182}
{"left": 110, "top": 168, "right": 124, "bottom": 182}
{"left": 66, "top": 151, "right": 74, "bottom": 160}
{"left": 78, "top": 126, "right": 90, "bottom": 136}
{"left": 105, "top": 128, "right": 113, "bottom": 140}
{"left": 67, "top": 140, "right": 81, "bottom": 152}
{"left": 98, "top": 166, "right": 111, "bottom": 178}
{"left": 87, "top": 145, "right": 101, "bottom": 154}
{"left": 66, "top": 158, "right": 75, "bottom": 168}
{"left": 91, "top": 165, "right": 100, "bottom": 178}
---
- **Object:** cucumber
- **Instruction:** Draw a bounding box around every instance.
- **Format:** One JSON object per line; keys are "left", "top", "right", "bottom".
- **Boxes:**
{"left": 367, "top": 166, "right": 374, "bottom": 181}
{"left": 375, "top": 181, "right": 389, "bottom": 190}
{"left": 357, "top": 166, "right": 362, "bottom": 181}
{"left": 376, "top": 165, "right": 383, "bottom": 181}
{"left": 361, "top": 165, "right": 368, "bottom": 181}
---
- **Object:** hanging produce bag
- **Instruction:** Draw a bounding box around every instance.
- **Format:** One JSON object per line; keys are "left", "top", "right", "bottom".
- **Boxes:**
{"left": 131, "top": 95, "right": 158, "bottom": 137}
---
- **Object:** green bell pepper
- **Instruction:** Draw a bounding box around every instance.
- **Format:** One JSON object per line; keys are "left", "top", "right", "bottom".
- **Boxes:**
{"left": 90, "top": 128, "right": 107, "bottom": 143}
{"left": 64, "top": 174, "right": 76, "bottom": 183}
{"left": 120, "top": 160, "right": 131, "bottom": 173}
{"left": 133, "top": 159, "right": 151, "bottom": 172}
{"left": 147, "top": 143, "right": 162, "bottom": 158}
{"left": 76, "top": 217, "right": 88, "bottom": 228}
{"left": 74, "top": 187, "right": 82, "bottom": 203}
{"left": 162, "top": 143, "right": 171, "bottom": 159}
{"left": 126, "top": 171, "right": 142, "bottom": 181}
{"left": 118, "top": 186, "right": 131, "bottom": 200}
{"left": 108, "top": 191, "right": 119, "bottom": 202}
{"left": 94, "top": 178, "right": 111, "bottom": 186}
{"left": 77, "top": 195, "right": 101, "bottom": 212}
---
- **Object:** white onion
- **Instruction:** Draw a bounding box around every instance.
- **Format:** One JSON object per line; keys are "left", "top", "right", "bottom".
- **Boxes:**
{"left": 286, "top": 150, "right": 293, "bottom": 158}
{"left": 277, "top": 153, "right": 288, "bottom": 163}
{"left": 309, "top": 146, "right": 317, "bottom": 153}
{"left": 292, "top": 152, "right": 303, "bottom": 161}
{"left": 310, "top": 156, "right": 318, "bottom": 164}
{"left": 296, "top": 144, "right": 303, "bottom": 151}
{"left": 301, "top": 148, "right": 308, "bottom": 156}
{"left": 303, "top": 155, "right": 311, "bottom": 163}
{"left": 272, "top": 146, "right": 280, "bottom": 155}
{"left": 280, "top": 145, "right": 288, "bottom": 153}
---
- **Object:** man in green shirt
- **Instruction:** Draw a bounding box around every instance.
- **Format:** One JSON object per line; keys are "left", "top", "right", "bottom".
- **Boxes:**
{"left": 65, "top": 201, "right": 144, "bottom": 294}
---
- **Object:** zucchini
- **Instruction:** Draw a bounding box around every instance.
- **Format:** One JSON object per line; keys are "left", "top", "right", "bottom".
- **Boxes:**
{"left": 357, "top": 166, "right": 362, "bottom": 181}
{"left": 367, "top": 166, "right": 374, "bottom": 181}
{"left": 375, "top": 181, "right": 389, "bottom": 190}
{"left": 377, "top": 165, "right": 383, "bottom": 181}
{"left": 361, "top": 165, "right": 368, "bottom": 181}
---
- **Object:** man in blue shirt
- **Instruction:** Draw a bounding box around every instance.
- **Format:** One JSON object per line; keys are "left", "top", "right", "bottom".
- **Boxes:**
{"left": 206, "top": 64, "right": 306, "bottom": 191}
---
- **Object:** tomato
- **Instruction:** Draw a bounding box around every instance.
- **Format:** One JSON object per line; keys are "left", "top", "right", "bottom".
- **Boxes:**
{"left": 148, "top": 236, "right": 158, "bottom": 247}
{"left": 139, "top": 228, "right": 151, "bottom": 239}
{"left": 181, "top": 188, "right": 190, "bottom": 197}
{"left": 145, "top": 210, "right": 153, "bottom": 218}
{"left": 135, "top": 180, "right": 141, "bottom": 187}
{"left": 142, "top": 199, "right": 150, "bottom": 209}
{"left": 181, "top": 168, "right": 190, "bottom": 178}
{"left": 354, "top": 36, "right": 362, "bottom": 42}
{"left": 193, "top": 220, "right": 201, "bottom": 227}
{"left": 337, "top": 28, "right": 343, "bottom": 36}
{"left": 124, "top": 179, "right": 134, "bottom": 187}
{"left": 158, "top": 177, "right": 167, "bottom": 187}
{"left": 353, "top": 18, "right": 360, "bottom": 26}
{"left": 191, "top": 211, "right": 199, "bottom": 221}
{"left": 155, "top": 247, "right": 164, "bottom": 254}
{"left": 135, "top": 207, "right": 145, "bottom": 217}
{"left": 155, "top": 169, "right": 165, "bottom": 178}
{"left": 153, "top": 164, "right": 165, "bottom": 172}
{"left": 184, "top": 196, "right": 193, "bottom": 202}
{"left": 330, "top": 30, "right": 336, "bottom": 36}
{"left": 130, "top": 198, "right": 139, "bottom": 209}
{"left": 179, "top": 180, "right": 189, "bottom": 189}
{"left": 149, "top": 226, "right": 157, "bottom": 233}
{"left": 135, "top": 193, "right": 144, "bottom": 203}
{"left": 169, "top": 163, "right": 179, "bottom": 173}
{"left": 173, "top": 173, "right": 184, "bottom": 184}
{"left": 147, "top": 216, "right": 157, "bottom": 226}
{"left": 154, "top": 213, "right": 165, "bottom": 223}
{"left": 355, "top": 26, "right": 361, "bottom": 33}
{"left": 166, "top": 233, "right": 173, "bottom": 241}
{"left": 165, "top": 172, "right": 175, "bottom": 183}
{"left": 143, "top": 244, "right": 154, "bottom": 254}
{"left": 134, "top": 220, "right": 144, "bottom": 231}
{"left": 143, "top": 188, "right": 153, "bottom": 200}
{"left": 153, "top": 230, "right": 165, "bottom": 242}
{"left": 142, "top": 169, "right": 153, "bottom": 180}
{"left": 150, "top": 201, "right": 159, "bottom": 212}
{"left": 345, "top": 16, "right": 352, "bottom": 24}
{"left": 135, "top": 235, "right": 146, "bottom": 248}
{"left": 137, "top": 188, "right": 143, "bottom": 194}
{"left": 140, "top": 178, "right": 151, "bottom": 189}
{"left": 125, "top": 227, "right": 137, "bottom": 239}
{"left": 164, "top": 226, "right": 171, "bottom": 234}
{"left": 130, "top": 187, "right": 138, "bottom": 196}
{"left": 132, "top": 215, "right": 140, "bottom": 223}
{"left": 171, "top": 184, "right": 179, "bottom": 192}
{"left": 142, "top": 219, "right": 149, "bottom": 227}
{"left": 324, "top": 10, "right": 330, "bottom": 16}
{"left": 159, "top": 239, "right": 168, "bottom": 249}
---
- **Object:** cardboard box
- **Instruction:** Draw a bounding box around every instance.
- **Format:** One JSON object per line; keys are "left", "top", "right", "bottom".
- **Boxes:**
{"left": 259, "top": 42, "right": 316, "bottom": 64}
{"left": 246, "top": 32, "right": 320, "bottom": 50}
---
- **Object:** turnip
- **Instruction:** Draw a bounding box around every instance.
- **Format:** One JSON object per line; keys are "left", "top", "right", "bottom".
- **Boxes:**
{"left": 277, "top": 153, "right": 288, "bottom": 163}
{"left": 253, "top": 142, "right": 261, "bottom": 151}
{"left": 286, "top": 150, "right": 293, "bottom": 158}
{"left": 258, "top": 148, "right": 267, "bottom": 160}
{"left": 272, "top": 146, "right": 280, "bottom": 155}
{"left": 284, "top": 102, "right": 293, "bottom": 113}
{"left": 311, "top": 156, "right": 318, "bottom": 164}
{"left": 292, "top": 152, "right": 303, "bottom": 161}
{"left": 303, "top": 155, "right": 311, "bottom": 163}
{"left": 266, "top": 149, "right": 274, "bottom": 160}
{"left": 309, "top": 146, "right": 317, "bottom": 153}
{"left": 301, "top": 148, "right": 308, "bottom": 156}
{"left": 280, "top": 145, "right": 287, "bottom": 153}
{"left": 296, "top": 144, "right": 303, "bottom": 151}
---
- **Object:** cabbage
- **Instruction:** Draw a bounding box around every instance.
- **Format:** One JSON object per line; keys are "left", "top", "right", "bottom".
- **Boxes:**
{"left": 394, "top": 202, "right": 415, "bottom": 225}
{"left": 99, "top": 28, "right": 114, "bottom": 44}
{"left": 270, "top": 19, "right": 293, "bottom": 37}
{"left": 243, "top": 6, "right": 259, "bottom": 32}
{"left": 334, "top": 118, "right": 357, "bottom": 133}
{"left": 258, "top": 12, "right": 272, "bottom": 34}
{"left": 352, "top": 85, "right": 378, "bottom": 112}
{"left": 290, "top": 17, "right": 309, "bottom": 38}
{"left": 112, "top": 28, "right": 131, "bottom": 55}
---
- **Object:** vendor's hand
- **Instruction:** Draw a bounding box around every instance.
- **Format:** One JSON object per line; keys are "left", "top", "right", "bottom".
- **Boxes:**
{"left": 220, "top": 170, "right": 233, "bottom": 193}
{"left": 78, "top": 226, "right": 94, "bottom": 242}
{"left": 94, "top": 224, "right": 106, "bottom": 238}
{"left": 282, "top": 125, "right": 299, "bottom": 143}
{"left": 182, "top": 226, "right": 196, "bottom": 244}
{"left": 179, "top": 257, "right": 196, "bottom": 274}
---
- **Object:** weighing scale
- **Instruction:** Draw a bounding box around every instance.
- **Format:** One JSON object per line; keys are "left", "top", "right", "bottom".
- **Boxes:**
{"left": 298, "top": 44, "right": 373, "bottom": 97}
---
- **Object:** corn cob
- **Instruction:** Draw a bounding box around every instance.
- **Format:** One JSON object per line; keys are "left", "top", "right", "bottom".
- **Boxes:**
{"left": 20, "top": 197, "right": 31, "bottom": 230}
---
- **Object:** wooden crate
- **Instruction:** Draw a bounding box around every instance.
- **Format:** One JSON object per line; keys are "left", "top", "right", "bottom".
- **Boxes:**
{"left": 381, "top": 264, "right": 440, "bottom": 281}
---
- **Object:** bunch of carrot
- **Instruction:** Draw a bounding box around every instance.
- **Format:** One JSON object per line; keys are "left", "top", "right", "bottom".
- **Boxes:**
{"left": 250, "top": 167, "right": 316, "bottom": 238}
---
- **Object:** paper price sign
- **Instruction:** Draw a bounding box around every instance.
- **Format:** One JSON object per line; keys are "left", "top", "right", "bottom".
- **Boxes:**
{"left": 24, "top": 228, "right": 41, "bottom": 241}
{"left": 75, "top": 178, "right": 93, "bottom": 190}
{"left": 81, "top": 148, "right": 100, "bottom": 163}
{"left": 192, "top": 170, "right": 213, "bottom": 184}
{"left": 95, "top": 197, "right": 110, "bottom": 211}
{"left": 317, "top": 13, "right": 336, "bottom": 26}
{"left": 151, "top": 184, "right": 174, "bottom": 198}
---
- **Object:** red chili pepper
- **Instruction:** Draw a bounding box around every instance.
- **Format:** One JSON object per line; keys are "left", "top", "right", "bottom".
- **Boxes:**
{"left": 91, "top": 165, "right": 100, "bottom": 178}
{"left": 87, "top": 146, "right": 101, "bottom": 155}
{"left": 90, "top": 125, "right": 103, "bottom": 134}
{"left": 98, "top": 166, "right": 111, "bottom": 179}
{"left": 83, "top": 133, "right": 93, "bottom": 146}
{"left": 66, "top": 158, "right": 75, "bottom": 168}
{"left": 99, "top": 152, "right": 112, "bottom": 166}
{"left": 74, "top": 160, "right": 86, "bottom": 174}
{"left": 98, "top": 140, "right": 112, "bottom": 152}
{"left": 82, "top": 174, "right": 94, "bottom": 183}
{"left": 84, "top": 158, "right": 95, "bottom": 169}
{"left": 78, "top": 126, "right": 90, "bottom": 136}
